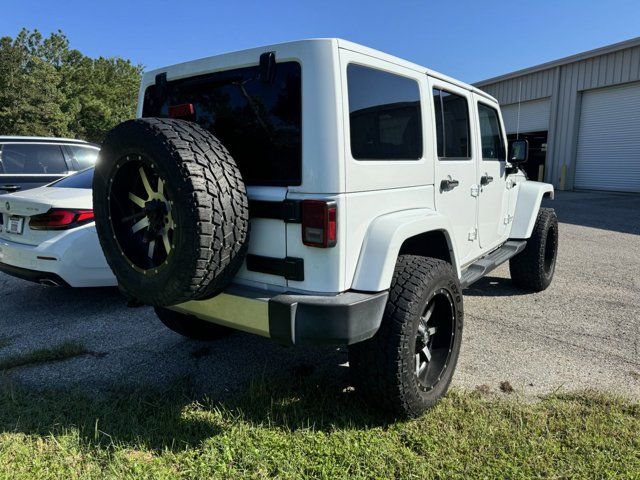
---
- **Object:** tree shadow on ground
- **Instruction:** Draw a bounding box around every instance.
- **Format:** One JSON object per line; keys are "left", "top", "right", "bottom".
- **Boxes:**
{"left": 0, "top": 275, "right": 394, "bottom": 452}
{"left": 0, "top": 358, "right": 392, "bottom": 454}
{"left": 544, "top": 191, "right": 640, "bottom": 236}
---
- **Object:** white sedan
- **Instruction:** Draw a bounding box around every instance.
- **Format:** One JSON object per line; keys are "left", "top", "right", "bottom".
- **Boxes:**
{"left": 0, "top": 168, "right": 116, "bottom": 287}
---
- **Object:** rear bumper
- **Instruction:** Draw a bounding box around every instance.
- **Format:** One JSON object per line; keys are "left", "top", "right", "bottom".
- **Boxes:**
{"left": 0, "top": 226, "right": 116, "bottom": 288}
{"left": 170, "top": 285, "right": 388, "bottom": 346}
{"left": 0, "top": 262, "right": 69, "bottom": 286}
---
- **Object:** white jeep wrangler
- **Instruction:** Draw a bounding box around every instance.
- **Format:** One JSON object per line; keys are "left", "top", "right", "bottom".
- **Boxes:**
{"left": 93, "top": 39, "right": 558, "bottom": 417}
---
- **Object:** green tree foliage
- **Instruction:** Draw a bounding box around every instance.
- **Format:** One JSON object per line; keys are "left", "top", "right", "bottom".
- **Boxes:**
{"left": 0, "top": 29, "right": 142, "bottom": 142}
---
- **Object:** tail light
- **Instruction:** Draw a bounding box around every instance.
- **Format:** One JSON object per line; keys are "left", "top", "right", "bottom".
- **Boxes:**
{"left": 168, "top": 103, "right": 195, "bottom": 119}
{"left": 301, "top": 200, "right": 337, "bottom": 248}
{"left": 29, "top": 209, "right": 94, "bottom": 230}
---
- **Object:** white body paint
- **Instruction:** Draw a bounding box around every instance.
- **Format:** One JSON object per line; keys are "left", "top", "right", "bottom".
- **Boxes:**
{"left": 133, "top": 39, "right": 553, "bottom": 322}
{"left": 0, "top": 178, "right": 116, "bottom": 287}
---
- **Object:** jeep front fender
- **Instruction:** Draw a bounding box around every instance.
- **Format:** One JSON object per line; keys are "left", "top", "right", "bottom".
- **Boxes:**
{"left": 351, "top": 209, "right": 459, "bottom": 292}
{"left": 510, "top": 181, "right": 554, "bottom": 239}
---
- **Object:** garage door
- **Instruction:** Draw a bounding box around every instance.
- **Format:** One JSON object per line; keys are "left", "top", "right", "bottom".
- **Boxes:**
{"left": 575, "top": 83, "right": 640, "bottom": 193}
{"left": 500, "top": 98, "right": 551, "bottom": 134}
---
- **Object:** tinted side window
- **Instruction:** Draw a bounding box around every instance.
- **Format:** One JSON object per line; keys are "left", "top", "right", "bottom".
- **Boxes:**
{"left": 478, "top": 103, "right": 505, "bottom": 160}
{"left": 433, "top": 90, "right": 444, "bottom": 158}
{"left": 50, "top": 168, "right": 94, "bottom": 189}
{"left": 0, "top": 144, "right": 68, "bottom": 174}
{"left": 432, "top": 89, "right": 471, "bottom": 159}
{"left": 347, "top": 64, "right": 422, "bottom": 160}
{"left": 68, "top": 146, "right": 99, "bottom": 169}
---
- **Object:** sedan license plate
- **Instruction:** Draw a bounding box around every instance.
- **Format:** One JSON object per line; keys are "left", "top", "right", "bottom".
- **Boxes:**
{"left": 7, "top": 216, "right": 24, "bottom": 235}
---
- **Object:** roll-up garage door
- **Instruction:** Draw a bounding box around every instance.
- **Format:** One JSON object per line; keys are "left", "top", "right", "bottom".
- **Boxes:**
{"left": 500, "top": 98, "right": 551, "bottom": 134}
{"left": 574, "top": 83, "right": 640, "bottom": 193}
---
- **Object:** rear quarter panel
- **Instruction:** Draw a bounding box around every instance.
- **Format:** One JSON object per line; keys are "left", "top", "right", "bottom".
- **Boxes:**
{"left": 285, "top": 186, "right": 436, "bottom": 293}
{"left": 338, "top": 47, "right": 434, "bottom": 193}
{"left": 350, "top": 205, "right": 458, "bottom": 292}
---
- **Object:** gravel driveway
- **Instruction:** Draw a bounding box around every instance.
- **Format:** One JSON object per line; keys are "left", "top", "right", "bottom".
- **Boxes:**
{"left": 0, "top": 191, "right": 638, "bottom": 400}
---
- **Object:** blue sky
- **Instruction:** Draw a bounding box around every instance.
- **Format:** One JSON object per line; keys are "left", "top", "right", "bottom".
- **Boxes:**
{"left": 3, "top": 0, "right": 640, "bottom": 83}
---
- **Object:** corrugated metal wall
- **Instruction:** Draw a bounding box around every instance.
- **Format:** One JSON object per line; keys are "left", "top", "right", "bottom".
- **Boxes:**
{"left": 476, "top": 42, "right": 640, "bottom": 190}
{"left": 482, "top": 69, "right": 556, "bottom": 105}
{"left": 501, "top": 98, "right": 551, "bottom": 133}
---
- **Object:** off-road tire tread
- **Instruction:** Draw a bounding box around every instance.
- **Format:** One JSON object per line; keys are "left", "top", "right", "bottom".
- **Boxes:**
{"left": 349, "top": 255, "right": 462, "bottom": 418}
{"left": 95, "top": 118, "right": 249, "bottom": 306}
{"left": 509, "top": 207, "right": 558, "bottom": 292}
{"left": 145, "top": 118, "right": 249, "bottom": 301}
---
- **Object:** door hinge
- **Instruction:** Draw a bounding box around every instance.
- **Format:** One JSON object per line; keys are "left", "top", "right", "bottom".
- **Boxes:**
{"left": 249, "top": 199, "right": 301, "bottom": 223}
{"left": 468, "top": 228, "right": 478, "bottom": 241}
{"left": 246, "top": 254, "right": 304, "bottom": 281}
{"left": 470, "top": 184, "right": 480, "bottom": 197}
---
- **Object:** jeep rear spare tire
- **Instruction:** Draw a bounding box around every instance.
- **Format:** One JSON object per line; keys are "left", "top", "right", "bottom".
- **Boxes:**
{"left": 93, "top": 118, "right": 249, "bottom": 306}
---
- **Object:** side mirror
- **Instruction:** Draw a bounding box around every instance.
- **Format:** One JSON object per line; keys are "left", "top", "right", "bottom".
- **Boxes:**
{"left": 509, "top": 139, "right": 529, "bottom": 164}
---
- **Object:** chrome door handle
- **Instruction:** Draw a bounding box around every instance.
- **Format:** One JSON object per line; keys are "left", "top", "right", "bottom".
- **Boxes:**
{"left": 440, "top": 178, "right": 460, "bottom": 191}
{"left": 480, "top": 175, "right": 494, "bottom": 186}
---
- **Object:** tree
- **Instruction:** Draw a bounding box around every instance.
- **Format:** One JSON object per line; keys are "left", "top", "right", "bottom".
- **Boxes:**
{"left": 0, "top": 28, "right": 142, "bottom": 142}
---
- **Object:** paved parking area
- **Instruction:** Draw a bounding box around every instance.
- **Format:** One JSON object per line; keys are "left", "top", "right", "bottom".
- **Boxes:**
{"left": 0, "top": 191, "right": 638, "bottom": 400}
{"left": 459, "top": 191, "right": 640, "bottom": 398}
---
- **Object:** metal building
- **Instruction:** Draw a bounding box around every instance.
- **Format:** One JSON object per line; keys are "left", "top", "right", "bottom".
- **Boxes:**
{"left": 475, "top": 37, "right": 640, "bottom": 193}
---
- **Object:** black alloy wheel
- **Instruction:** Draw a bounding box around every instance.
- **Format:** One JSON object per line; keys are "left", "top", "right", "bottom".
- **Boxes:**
{"left": 108, "top": 156, "right": 175, "bottom": 273}
{"left": 414, "top": 288, "right": 457, "bottom": 392}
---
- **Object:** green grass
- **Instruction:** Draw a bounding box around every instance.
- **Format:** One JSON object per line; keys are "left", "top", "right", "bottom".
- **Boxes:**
{"left": 0, "top": 340, "right": 89, "bottom": 371}
{"left": 0, "top": 376, "right": 637, "bottom": 479}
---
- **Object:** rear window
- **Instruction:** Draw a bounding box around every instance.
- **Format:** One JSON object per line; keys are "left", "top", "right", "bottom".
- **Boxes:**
{"left": 50, "top": 168, "right": 94, "bottom": 189}
{"left": 0, "top": 143, "right": 68, "bottom": 174}
{"left": 347, "top": 64, "right": 422, "bottom": 160}
{"left": 68, "top": 146, "right": 99, "bottom": 169}
{"left": 142, "top": 61, "right": 302, "bottom": 186}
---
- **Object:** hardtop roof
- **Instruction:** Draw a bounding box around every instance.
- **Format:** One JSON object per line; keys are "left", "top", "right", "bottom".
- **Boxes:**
{"left": 335, "top": 39, "right": 497, "bottom": 102}
{"left": 143, "top": 38, "right": 497, "bottom": 103}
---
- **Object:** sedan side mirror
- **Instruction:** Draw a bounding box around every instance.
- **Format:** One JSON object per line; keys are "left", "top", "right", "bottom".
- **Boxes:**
{"left": 509, "top": 139, "right": 529, "bottom": 164}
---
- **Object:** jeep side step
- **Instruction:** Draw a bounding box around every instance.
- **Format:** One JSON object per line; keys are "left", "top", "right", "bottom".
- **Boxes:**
{"left": 460, "top": 240, "right": 527, "bottom": 288}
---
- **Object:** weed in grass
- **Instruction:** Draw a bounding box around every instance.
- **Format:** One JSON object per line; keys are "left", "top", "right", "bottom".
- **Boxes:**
{"left": 0, "top": 340, "right": 91, "bottom": 371}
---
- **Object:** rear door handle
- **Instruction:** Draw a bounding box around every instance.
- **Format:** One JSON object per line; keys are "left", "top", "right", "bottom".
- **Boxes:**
{"left": 0, "top": 184, "right": 21, "bottom": 193}
{"left": 440, "top": 177, "right": 460, "bottom": 191}
{"left": 480, "top": 175, "right": 494, "bottom": 186}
